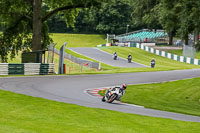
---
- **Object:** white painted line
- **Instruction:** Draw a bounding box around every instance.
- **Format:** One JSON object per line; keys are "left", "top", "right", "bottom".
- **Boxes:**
{"left": 180, "top": 56, "right": 184, "bottom": 62}
{"left": 119, "top": 102, "right": 144, "bottom": 108}
{"left": 136, "top": 43, "right": 140, "bottom": 48}
{"left": 174, "top": 55, "right": 177, "bottom": 61}
{"left": 156, "top": 50, "right": 159, "bottom": 55}
{"left": 141, "top": 45, "right": 144, "bottom": 50}
{"left": 161, "top": 51, "right": 165, "bottom": 57}
{"left": 167, "top": 53, "right": 171, "bottom": 59}
{"left": 186, "top": 57, "right": 191, "bottom": 64}
{"left": 145, "top": 46, "right": 149, "bottom": 52}
{"left": 194, "top": 59, "right": 198, "bottom": 65}
{"left": 150, "top": 48, "right": 154, "bottom": 53}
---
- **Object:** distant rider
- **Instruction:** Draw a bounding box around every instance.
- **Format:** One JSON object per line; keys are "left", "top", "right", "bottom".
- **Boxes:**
{"left": 151, "top": 58, "right": 155, "bottom": 68}
{"left": 113, "top": 52, "right": 117, "bottom": 60}
{"left": 127, "top": 54, "right": 132, "bottom": 63}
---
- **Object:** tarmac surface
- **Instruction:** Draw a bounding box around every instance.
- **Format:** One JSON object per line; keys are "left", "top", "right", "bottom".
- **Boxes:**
{"left": 0, "top": 69, "right": 200, "bottom": 122}
{"left": 69, "top": 47, "right": 147, "bottom": 67}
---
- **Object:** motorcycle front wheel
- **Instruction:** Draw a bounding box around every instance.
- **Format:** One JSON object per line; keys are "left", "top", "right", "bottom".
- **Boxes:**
{"left": 108, "top": 94, "right": 117, "bottom": 103}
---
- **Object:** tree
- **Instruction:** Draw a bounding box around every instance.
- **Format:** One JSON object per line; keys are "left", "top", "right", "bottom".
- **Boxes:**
{"left": 132, "top": 0, "right": 200, "bottom": 46}
{"left": 0, "top": 0, "right": 103, "bottom": 62}
{"left": 155, "top": 0, "right": 181, "bottom": 45}
{"left": 177, "top": 0, "right": 200, "bottom": 46}
{"left": 95, "top": 0, "right": 134, "bottom": 34}
{"left": 132, "top": 0, "right": 161, "bottom": 30}
{"left": 74, "top": 0, "right": 134, "bottom": 34}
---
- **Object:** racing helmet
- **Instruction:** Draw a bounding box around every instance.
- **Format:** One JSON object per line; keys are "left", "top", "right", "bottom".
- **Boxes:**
{"left": 122, "top": 84, "right": 127, "bottom": 90}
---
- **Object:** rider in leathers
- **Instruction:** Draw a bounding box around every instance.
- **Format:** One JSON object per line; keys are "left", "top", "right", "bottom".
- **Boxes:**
{"left": 103, "top": 84, "right": 127, "bottom": 101}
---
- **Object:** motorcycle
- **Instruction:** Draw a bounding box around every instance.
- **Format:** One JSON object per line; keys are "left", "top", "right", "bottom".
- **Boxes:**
{"left": 113, "top": 53, "right": 117, "bottom": 60}
{"left": 113, "top": 55, "right": 117, "bottom": 60}
{"left": 151, "top": 61, "right": 155, "bottom": 68}
{"left": 102, "top": 87, "right": 123, "bottom": 103}
{"left": 127, "top": 56, "right": 132, "bottom": 63}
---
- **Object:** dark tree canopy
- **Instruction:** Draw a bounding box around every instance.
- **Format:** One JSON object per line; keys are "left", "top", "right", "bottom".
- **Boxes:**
{"left": 132, "top": 0, "right": 200, "bottom": 46}
{"left": 1, "top": 0, "right": 200, "bottom": 62}
{"left": 0, "top": 0, "right": 103, "bottom": 62}
{"left": 47, "top": 0, "right": 136, "bottom": 34}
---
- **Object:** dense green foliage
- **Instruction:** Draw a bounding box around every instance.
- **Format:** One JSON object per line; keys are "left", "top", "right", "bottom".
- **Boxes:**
{"left": 1, "top": 0, "right": 200, "bottom": 62}
{"left": 132, "top": 0, "right": 200, "bottom": 46}
{"left": 0, "top": 0, "right": 104, "bottom": 62}
{"left": 48, "top": 0, "right": 136, "bottom": 34}
{"left": 1, "top": 89, "right": 200, "bottom": 133}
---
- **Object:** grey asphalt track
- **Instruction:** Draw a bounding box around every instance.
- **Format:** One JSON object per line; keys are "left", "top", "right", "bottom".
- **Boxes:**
{"left": 0, "top": 69, "right": 200, "bottom": 122}
{"left": 69, "top": 47, "right": 147, "bottom": 67}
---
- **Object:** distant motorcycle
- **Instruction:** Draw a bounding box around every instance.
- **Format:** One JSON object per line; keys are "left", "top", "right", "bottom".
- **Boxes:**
{"left": 102, "top": 87, "right": 123, "bottom": 103}
{"left": 151, "top": 60, "right": 155, "bottom": 68}
{"left": 127, "top": 55, "right": 132, "bottom": 63}
{"left": 113, "top": 52, "right": 117, "bottom": 60}
{"left": 113, "top": 55, "right": 117, "bottom": 60}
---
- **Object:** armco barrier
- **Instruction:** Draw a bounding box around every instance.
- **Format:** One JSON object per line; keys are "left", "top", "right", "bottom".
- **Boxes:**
{"left": 136, "top": 43, "right": 200, "bottom": 65}
{"left": 0, "top": 63, "right": 55, "bottom": 75}
{"left": 49, "top": 46, "right": 101, "bottom": 70}
{"left": 0, "top": 63, "right": 8, "bottom": 75}
{"left": 96, "top": 43, "right": 200, "bottom": 65}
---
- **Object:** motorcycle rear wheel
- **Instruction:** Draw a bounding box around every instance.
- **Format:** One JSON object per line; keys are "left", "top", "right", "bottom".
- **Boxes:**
{"left": 102, "top": 96, "right": 106, "bottom": 102}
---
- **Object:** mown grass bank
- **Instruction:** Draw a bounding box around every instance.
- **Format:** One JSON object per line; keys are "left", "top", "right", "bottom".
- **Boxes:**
{"left": 165, "top": 49, "right": 200, "bottom": 59}
{"left": 51, "top": 33, "right": 106, "bottom": 48}
{"left": 99, "top": 77, "right": 200, "bottom": 116}
{"left": 0, "top": 90, "right": 199, "bottom": 133}
{"left": 100, "top": 47, "right": 200, "bottom": 70}
{"left": 6, "top": 47, "right": 200, "bottom": 75}
{"left": 3, "top": 34, "right": 200, "bottom": 75}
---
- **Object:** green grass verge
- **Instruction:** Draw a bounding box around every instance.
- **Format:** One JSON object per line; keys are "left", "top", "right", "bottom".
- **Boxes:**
{"left": 99, "top": 77, "right": 200, "bottom": 116}
{"left": 165, "top": 49, "right": 200, "bottom": 59}
{"left": 63, "top": 47, "right": 200, "bottom": 75}
{"left": 51, "top": 33, "right": 106, "bottom": 49}
{"left": 0, "top": 90, "right": 200, "bottom": 133}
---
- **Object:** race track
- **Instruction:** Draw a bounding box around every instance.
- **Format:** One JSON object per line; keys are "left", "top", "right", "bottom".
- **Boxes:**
{"left": 0, "top": 69, "right": 200, "bottom": 122}
{"left": 69, "top": 47, "right": 147, "bottom": 67}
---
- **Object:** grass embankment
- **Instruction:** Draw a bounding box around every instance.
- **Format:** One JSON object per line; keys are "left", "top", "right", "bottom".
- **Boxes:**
{"left": 0, "top": 90, "right": 200, "bottom": 133}
{"left": 52, "top": 53, "right": 97, "bottom": 74}
{"left": 100, "top": 47, "right": 200, "bottom": 70}
{"left": 7, "top": 34, "right": 108, "bottom": 74}
{"left": 165, "top": 49, "right": 200, "bottom": 59}
{"left": 61, "top": 46, "right": 200, "bottom": 74}
{"left": 99, "top": 77, "right": 200, "bottom": 116}
{"left": 65, "top": 49, "right": 117, "bottom": 71}
{"left": 4, "top": 34, "right": 200, "bottom": 74}
{"left": 51, "top": 33, "right": 106, "bottom": 48}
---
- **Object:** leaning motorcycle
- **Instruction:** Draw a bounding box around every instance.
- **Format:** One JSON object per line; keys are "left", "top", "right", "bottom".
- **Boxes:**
{"left": 102, "top": 87, "right": 123, "bottom": 103}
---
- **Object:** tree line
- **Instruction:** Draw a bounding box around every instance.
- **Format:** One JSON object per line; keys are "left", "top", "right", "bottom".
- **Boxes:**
{"left": 0, "top": 0, "right": 200, "bottom": 62}
{"left": 47, "top": 0, "right": 137, "bottom": 34}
